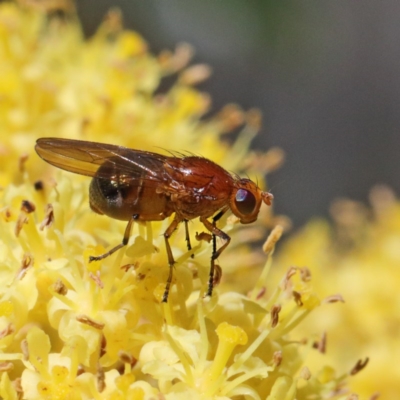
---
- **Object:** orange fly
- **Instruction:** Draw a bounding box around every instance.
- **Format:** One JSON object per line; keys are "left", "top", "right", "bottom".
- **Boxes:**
{"left": 35, "top": 138, "right": 273, "bottom": 302}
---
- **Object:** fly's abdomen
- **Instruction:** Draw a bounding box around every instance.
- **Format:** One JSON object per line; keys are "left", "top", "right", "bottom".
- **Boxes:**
{"left": 89, "top": 161, "right": 172, "bottom": 221}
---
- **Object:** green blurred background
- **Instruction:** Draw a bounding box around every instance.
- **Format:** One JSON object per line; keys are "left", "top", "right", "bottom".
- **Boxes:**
{"left": 76, "top": 0, "right": 400, "bottom": 227}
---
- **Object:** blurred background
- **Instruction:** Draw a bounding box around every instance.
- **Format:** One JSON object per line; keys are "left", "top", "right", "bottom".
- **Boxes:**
{"left": 76, "top": 0, "right": 400, "bottom": 227}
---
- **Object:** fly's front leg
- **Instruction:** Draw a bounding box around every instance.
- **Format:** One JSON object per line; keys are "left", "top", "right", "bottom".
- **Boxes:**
{"left": 162, "top": 215, "right": 182, "bottom": 302}
{"left": 200, "top": 208, "right": 230, "bottom": 297}
{"left": 89, "top": 214, "right": 138, "bottom": 262}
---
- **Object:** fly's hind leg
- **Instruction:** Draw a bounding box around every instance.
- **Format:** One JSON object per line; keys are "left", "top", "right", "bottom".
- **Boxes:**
{"left": 162, "top": 215, "right": 182, "bottom": 302}
{"left": 89, "top": 214, "right": 138, "bottom": 262}
{"left": 200, "top": 208, "right": 230, "bottom": 297}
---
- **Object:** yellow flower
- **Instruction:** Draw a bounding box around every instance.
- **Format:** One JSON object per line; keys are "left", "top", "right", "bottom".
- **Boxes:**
{"left": 0, "top": 2, "right": 361, "bottom": 399}
{"left": 276, "top": 186, "right": 400, "bottom": 399}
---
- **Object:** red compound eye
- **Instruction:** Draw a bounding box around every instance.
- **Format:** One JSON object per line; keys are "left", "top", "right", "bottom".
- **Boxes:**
{"left": 235, "top": 188, "right": 256, "bottom": 215}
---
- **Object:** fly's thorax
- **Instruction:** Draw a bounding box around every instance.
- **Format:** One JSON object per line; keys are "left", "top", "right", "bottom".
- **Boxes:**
{"left": 162, "top": 156, "right": 235, "bottom": 219}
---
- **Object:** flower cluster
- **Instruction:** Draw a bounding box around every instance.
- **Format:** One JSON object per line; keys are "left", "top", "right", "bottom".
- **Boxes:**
{"left": 276, "top": 185, "right": 399, "bottom": 399}
{"left": 0, "top": 2, "right": 361, "bottom": 399}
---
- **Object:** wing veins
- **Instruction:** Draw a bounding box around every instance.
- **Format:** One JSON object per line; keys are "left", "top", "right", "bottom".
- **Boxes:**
{"left": 35, "top": 138, "right": 168, "bottom": 182}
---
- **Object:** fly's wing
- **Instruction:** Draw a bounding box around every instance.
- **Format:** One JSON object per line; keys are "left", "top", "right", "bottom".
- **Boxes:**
{"left": 35, "top": 138, "right": 168, "bottom": 182}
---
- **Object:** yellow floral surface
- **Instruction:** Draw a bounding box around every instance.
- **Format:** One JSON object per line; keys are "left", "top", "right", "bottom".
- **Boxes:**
{"left": 0, "top": 2, "right": 368, "bottom": 399}
{"left": 276, "top": 189, "right": 400, "bottom": 399}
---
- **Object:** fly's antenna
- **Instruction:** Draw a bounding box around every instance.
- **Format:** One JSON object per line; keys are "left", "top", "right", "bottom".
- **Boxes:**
{"left": 261, "top": 191, "right": 274, "bottom": 206}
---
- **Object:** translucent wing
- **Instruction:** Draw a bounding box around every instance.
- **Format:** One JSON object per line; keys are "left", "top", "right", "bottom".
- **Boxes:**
{"left": 35, "top": 138, "right": 168, "bottom": 181}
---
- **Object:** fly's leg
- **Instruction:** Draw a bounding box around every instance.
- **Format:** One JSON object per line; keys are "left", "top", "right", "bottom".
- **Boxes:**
{"left": 200, "top": 208, "right": 230, "bottom": 297}
{"left": 89, "top": 214, "right": 139, "bottom": 262}
{"left": 162, "top": 215, "right": 182, "bottom": 302}
{"left": 184, "top": 219, "right": 191, "bottom": 251}
{"left": 184, "top": 219, "right": 195, "bottom": 258}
